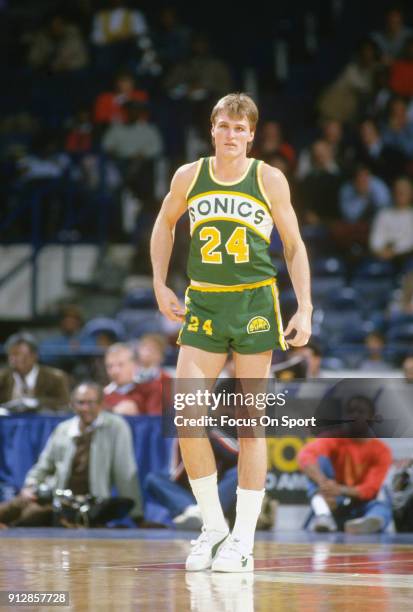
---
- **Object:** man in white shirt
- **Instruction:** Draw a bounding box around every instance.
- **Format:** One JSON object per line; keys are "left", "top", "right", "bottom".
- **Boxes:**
{"left": 369, "top": 176, "right": 413, "bottom": 267}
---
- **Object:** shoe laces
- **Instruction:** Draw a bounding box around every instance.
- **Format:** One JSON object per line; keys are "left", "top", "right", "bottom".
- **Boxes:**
{"left": 189, "top": 527, "right": 210, "bottom": 553}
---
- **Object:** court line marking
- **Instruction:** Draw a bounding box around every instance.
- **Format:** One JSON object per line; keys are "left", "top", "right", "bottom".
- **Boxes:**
{"left": 134, "top": 552, "right": 413, "bottom": 573}
{"left": 255, "top": 571, "right": 413, "bottom": 589}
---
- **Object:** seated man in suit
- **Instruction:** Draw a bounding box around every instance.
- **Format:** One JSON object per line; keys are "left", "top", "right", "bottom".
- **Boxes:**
{"left": 0, "top": 381, "right": 143, "bottom": 527}
{"left": 0, "top": 332, "right": 70, "bottom": 411}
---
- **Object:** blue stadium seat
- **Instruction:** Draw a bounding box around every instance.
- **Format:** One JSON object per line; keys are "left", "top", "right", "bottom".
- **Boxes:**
{"left": 311, "top": 277, "right": 346, "bottom": 305}
{"left": 351, "top": 278, "right": 394, "bottom": 312}
{"left": 320, "top": 356, "right": 346, "bottom": 371}
{"left": 312, "top": 256, "right": 346, "bottom": 277}
{"left": 388, "top": 312, "right": 413, "bottom": 326}
{"left": 387, "top": 322, "right": 413, "bottom": 343}
{"left": 325, "top": 345, "right": 366, "bottom": 369}
{"left": 122, "top": 288, "right": 157, "bottom": 309}
{"left": 324, "top": 286, "right": 362, "bottom": 311}
{"left": 353, "top": 259, "right": 395, "bottom": 279}
{"left": 80, "top": 317, "right": 126, "bottom": 342}
{"left": 116, "top": 309, "right": 159, "bottom": 338}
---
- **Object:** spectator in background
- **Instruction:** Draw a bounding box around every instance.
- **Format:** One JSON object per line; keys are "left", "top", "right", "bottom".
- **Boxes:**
{"left": 370, "top": 176, "right": 413, "bottom": 266}
{"left": 265, "top": 152, "right": 294, "bottom": 182}
{"left": 165, "top": 33, "right": 233, "bottom": 103}
{"left": 103, "top": 100, "right": 162, "bottom": 217}
{"left": 16, "top": 131, "right": 70, "bottom": 183}
{"left": 103, "top": 343, "right": 141, "bottom": 414}
{"left": 339, "top": 164, "right": 391, "bottom": 223}
{"left": 382, "top": 97, "right": 413, "bottom": 158}
{"left": 91, "top": 0, "right": 147, "bottom": 47}
{"left": 103, "top": 338, "right": 170, "bottom": 415}
{"left": 133, "top": 334, "right": 171, "bottom": 415}
{"left": 367, "top": 64, "right": 393, "bottom": 121}
{"left": 297, "top": 120, "right": 347, "bottom": 180}
{"left": 292, "top": 340, "right": 323, "bottom": 378}
{"left": 154, "top": 7, "right": 191, "bottom": 70}
{"left": 91, "top": 0, "right": 159, "bottom": 78}
{"left": 389, "top": 36, "right": 413, "bottom": 97}
{"left": 0, "top": 332, "right": 70, "bottom": 411}
{"left": 65, "top": 109, "right": 94, "bottom": 154}
{"left": 371, "top": 7, "right": 413, "bottom": 63}
{"left": 390, "top": 271, "right": 413, "bottom": 314}
{"left": 358, "top": 331, "right": 393, "bottom": 372}
{"left": 40, "top": 304, "right": 85, "bottom": 354}
{"left": 254, "top": 121, "right": 296, "bottom": 169}
{"left": 355, "top": 118, "right": 408, "bottom": 184}
{"left": 39, "top": 304, "right": 96, "bottom": 377}
{"left": 298, "top": 398, "right": 392, "bottom": 534}
{"left": 165, "top": 33, "right": 233, "bottom": 148}
{"left": 93, "top": 72, "right": 148, "bottom": 126}
{"left": 0, "top": 382, "right": 143, "bottom": 527}
{"left": 297, "top": 140, "right": 342, "bottom": 224}
{"left": 317, "top": 40, "right": 380, "bottom": 123}
{"left": 26, "top": 14, "right": 89, "bottom": 73}
{"left": 102, "top": 100, "right": 162, "bottom": 164}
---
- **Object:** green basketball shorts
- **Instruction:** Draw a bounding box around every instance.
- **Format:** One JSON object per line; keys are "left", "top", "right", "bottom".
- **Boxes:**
{"left": 177, "top": 278, "right": 288, "bottom": 354}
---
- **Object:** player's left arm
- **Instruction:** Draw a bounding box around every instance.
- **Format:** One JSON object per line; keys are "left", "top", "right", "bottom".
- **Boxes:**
{"left": 262, "top": 164, "right": 312, "bottom": 347}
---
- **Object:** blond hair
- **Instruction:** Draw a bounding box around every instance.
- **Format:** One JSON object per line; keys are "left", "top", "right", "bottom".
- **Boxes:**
{"left": 210, "top": 93, "right": 258, "bottom": 131}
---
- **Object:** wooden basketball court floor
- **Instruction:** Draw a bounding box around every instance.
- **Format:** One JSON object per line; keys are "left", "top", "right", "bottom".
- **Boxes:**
{"left": 0, "top": 529, "right": 412, "bottom": 611}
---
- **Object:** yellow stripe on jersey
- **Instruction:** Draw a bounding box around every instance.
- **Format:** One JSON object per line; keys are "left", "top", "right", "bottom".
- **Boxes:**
{"left": 189, "top": 277, "right": 274, "bottom": 292}
{"left": 271, "top": 282, "right": 288, "bottom": 350}
{"left": 186, "top": 158, "right": 203, "bottom": 199}
{"left": 257, "top": 160, "right": 272, "bottom": 210}
{"left": 190, "top": 216, "right": 271, "bottom": 243}
{"left": 188, "top": 190, "right": 271, "bottom": 213}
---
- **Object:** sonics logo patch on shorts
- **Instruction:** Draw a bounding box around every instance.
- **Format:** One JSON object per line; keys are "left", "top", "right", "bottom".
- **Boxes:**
{"left": 247, "top": 316, "right": 271, "bottom": 334}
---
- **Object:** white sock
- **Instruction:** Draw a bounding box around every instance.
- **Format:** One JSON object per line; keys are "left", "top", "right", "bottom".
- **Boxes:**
{"left": 231, "top": 487, "right": 265, "bottom": 554}
{"left": 311, "top": 493, "right": 331, "bottom": 517}
{"left": 189, "top": 472, "right": 228, "bottom": 534}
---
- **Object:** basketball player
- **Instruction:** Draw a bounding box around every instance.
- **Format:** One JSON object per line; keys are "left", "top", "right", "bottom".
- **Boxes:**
{"left": 150, "top": 93, "right": 312, "bottom": 572}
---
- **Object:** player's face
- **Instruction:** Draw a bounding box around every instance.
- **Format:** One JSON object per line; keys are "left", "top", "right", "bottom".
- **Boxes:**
{"left": 211, "top": 112, "right": 254, "bottom": 157}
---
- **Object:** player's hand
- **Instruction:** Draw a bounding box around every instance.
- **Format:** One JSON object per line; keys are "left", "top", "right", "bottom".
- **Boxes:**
{"left": 154, "top": 283, "right": 186, "bottom": 322}
{"left": 284, "top": 309, "right": 312, "bottom": 347}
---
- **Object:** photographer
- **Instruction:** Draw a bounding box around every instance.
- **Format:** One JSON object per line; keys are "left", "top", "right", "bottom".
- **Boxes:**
{"left": 0, "top": 382, "right": 143, "bottom": 528}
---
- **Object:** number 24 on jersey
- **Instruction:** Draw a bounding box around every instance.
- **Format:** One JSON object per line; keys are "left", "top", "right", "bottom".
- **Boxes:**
{"left": 199, "top": 226, "right": 250, "bottom": 264}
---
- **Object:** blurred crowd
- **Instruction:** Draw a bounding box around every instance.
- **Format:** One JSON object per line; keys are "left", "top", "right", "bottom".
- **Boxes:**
{"left": 1, "top": 2, "right": 413, "bottom": 531}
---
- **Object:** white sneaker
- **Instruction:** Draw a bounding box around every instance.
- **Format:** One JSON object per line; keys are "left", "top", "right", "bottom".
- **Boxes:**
{"left": 344, "top": 516, "right": 384, "bottom": 534}
{"left": 312, "top": 514, "right": 337, "bottom": 533}
{"left": 185, "top": 527, "right": 229, "bottom": 571}
{"left": 211, "top": 535, "right": 254, "bottom": 573}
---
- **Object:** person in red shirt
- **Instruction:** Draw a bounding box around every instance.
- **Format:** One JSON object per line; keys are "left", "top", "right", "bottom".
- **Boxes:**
{"left": 103, "top": 343, "right": 142, "bottom": 413}
{"left": 132, "top": 334, "right": 171, "bottom": 416}
{"left": 93, "top": 72, "right": 148, "bottom": 125}
{"left": 298, "top": 396, "right": 392, "bottom": 534}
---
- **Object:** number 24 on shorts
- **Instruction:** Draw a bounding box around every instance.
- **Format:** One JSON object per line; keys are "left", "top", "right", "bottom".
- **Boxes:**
{"left": 187, "top": 316, "right": 213, "bottom": 336}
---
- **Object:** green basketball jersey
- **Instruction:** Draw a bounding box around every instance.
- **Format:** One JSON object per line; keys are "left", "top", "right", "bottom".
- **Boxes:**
{"left": 186, "top": 156, "right": 276, "bottom": 285}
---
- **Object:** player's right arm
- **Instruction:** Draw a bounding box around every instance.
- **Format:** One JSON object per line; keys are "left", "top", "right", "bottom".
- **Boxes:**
{"left": 150, "top": 162, "right": 197, "bottom": 321}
